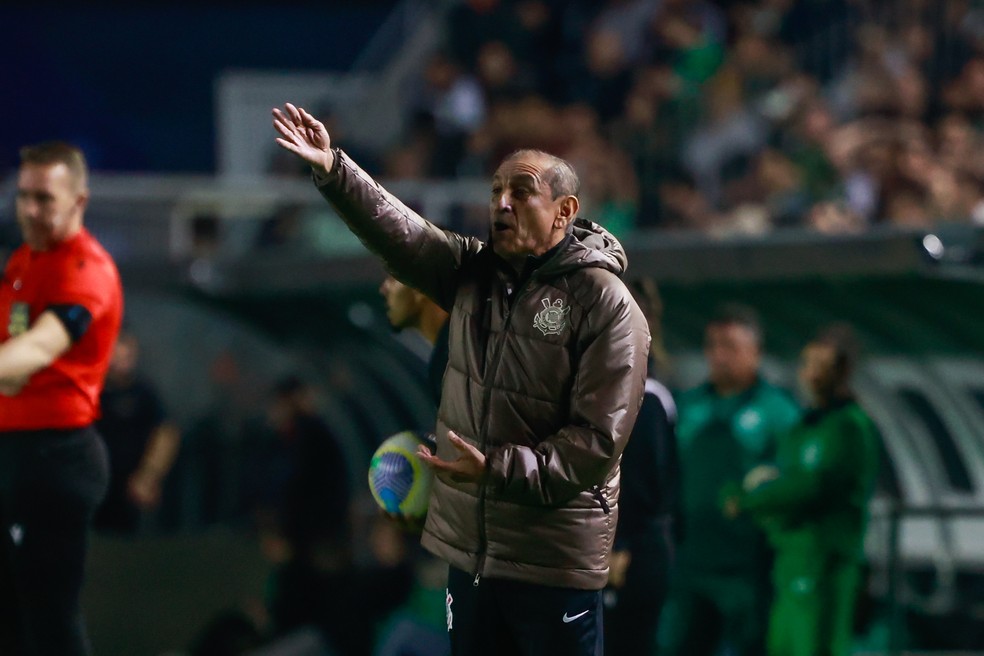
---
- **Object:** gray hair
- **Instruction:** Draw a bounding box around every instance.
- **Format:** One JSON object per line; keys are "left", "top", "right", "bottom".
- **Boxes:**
{"left": 503, "top": 149, "right": 580, "bottom": 199}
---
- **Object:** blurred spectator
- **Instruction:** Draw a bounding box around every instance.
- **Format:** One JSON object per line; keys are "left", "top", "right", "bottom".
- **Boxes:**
{"left": 243, "top": 376, "right": 351, "bottom": 568}
{"left": 406, "top": 51, "right": 486, "bottom": 177}
{"left": 560, "top": 103, "right": 640, "bottom": 237}
{"left": 254, "top": 203, "right": 306, "bottom": 251}
{"left": 653, "top": 168, "right": 719, "bottom": 231}
{"left": 806, "top": 201, "right": 866, "bottom": 235}
{"left": 94, "top": 330, "right": 181, "bottom": 534}
{"left": 190, "top": 212, "right": 221, "bottom": 259}
{"left": 474, "top": 39, "right": 539, "bottom": 105}
{"left": 178, "top": 349, "right": 247, "bottom": 528}
{"left": 660, "top": 303, "right": 800, "bottom": 656}
{"left": 267, "top": 513, "right": 415, "bottom": 656}
{"left": 242, "top": 375, "right": 416, "bottom": 655}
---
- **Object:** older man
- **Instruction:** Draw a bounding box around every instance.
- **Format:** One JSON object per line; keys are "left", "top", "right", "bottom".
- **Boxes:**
{"left": 273, "top": 103, "right": 649, "bottom": 656}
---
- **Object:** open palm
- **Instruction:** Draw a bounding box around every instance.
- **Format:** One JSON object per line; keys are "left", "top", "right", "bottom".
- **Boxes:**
{"left": 272, "top": 102, "right": 334, "bottom": 173}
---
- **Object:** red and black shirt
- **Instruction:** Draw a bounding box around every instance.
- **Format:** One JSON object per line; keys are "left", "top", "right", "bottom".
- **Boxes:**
{"left": 0, "top": 228, "right": 123, "bottom": 430}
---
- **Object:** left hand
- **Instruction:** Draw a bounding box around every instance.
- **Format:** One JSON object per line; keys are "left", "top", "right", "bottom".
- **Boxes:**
{"left": 127, "top": 469, "right": 163, "bottom": 509}
{"left": 416, "top": 430, "right": 486, "bottom": 483}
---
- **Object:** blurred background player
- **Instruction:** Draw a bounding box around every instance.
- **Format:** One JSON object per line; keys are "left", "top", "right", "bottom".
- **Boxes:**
{"left": 0, "top": 142, "right": 123, "bottom": 655}
{"left": 660, "top": 303, "right": 800, "bottom": 656}
{"left": 94, "top": 329, "right": 181, "bottom": 534}
{"left": 373, "top": 275, "right": 453, "bottom": 655}
{"left": 379, "top": 274, "right": 450, "bottom": 406}
{"left": 604, "top": 276, "right": 681, "bottom": 656}
{"left": 726, "top": 323, "right": 880, "bottom": 656}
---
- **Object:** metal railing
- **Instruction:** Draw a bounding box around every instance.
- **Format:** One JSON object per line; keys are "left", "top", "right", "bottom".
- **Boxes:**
{"left": 873, "top": 503, "right": 984, "bottom": 655}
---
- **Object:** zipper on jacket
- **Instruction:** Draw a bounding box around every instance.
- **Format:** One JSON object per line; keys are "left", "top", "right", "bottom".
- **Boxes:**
{"left": 471, "top": 278, "right": 537, "bottom": 586}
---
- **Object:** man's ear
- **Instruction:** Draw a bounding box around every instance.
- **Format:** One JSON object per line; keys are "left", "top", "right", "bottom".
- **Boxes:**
{"left": 555, "top": 195, "right": 579, "bottom": 229}
{"left": 76, "top": 191, "right": 90, "bottom": 215}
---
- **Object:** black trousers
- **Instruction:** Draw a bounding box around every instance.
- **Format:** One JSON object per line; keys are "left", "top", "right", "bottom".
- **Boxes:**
{"left": 603, "top": 517, "right": 676, "bottom": 656}
{"left": 0, "top": 427, "right": 109, "bottom": 656}
{"left": 447, "top": 566, "right": 603, "bottom": 656}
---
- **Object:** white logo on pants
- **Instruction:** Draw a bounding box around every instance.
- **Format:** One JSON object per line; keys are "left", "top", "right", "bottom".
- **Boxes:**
{"left": 446, "top": 589, "right": 454, "bottom": 632}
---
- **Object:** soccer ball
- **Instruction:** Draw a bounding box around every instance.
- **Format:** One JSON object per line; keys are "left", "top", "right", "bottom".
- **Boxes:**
{"left": 368, "top": 430, "right": 434, "bottom": 520}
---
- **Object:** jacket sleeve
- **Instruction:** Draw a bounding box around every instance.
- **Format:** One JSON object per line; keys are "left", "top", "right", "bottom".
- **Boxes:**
{"left": 742, "top": 415, "right": 859, "bottom": 518}
{"left": 314, "top": 149, "right": 480, "bottom": 310}
{"left": 487, "top": 287, "right": 650, "bottom": 505}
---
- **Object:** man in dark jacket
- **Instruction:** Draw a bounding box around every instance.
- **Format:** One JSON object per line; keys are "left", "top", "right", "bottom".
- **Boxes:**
{"left": 273, "top": 103, "right": 650, "bottom": 656}
{"left": 604, "top": 277, "right": 680, "bottom": 656}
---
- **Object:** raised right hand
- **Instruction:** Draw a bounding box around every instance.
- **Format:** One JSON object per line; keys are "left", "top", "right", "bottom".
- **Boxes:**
{"left": 272, "top": 102, "right": 335, "bottom": 174}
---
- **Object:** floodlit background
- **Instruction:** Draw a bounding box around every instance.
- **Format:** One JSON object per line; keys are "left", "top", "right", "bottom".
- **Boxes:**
{"left": 2, "top": 1, "right": 984, "bottom": 654}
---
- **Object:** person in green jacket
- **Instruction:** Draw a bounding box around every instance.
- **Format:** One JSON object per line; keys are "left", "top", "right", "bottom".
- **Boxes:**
{"left": 726, "top": 323, "right": 880, "bottom": 656}
{"left": 660, "top": 304, "right": 800, "bottom": 656}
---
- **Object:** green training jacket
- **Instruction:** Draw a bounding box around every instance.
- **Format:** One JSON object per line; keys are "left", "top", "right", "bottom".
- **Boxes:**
{"left": 675, "top": 378, "right": 800, "bottom": 573}
{"left": 742, "top": 399, "right": 880, "bottom": 560}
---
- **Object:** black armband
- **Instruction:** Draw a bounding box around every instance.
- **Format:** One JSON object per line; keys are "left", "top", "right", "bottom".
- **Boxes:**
{"left": 47, "top": 304, "right": 93, "bottom": 342}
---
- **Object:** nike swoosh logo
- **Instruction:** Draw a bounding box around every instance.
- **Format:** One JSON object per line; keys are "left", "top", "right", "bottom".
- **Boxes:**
{"left": 562, "top": 609, "right": 590, "bottom": 623}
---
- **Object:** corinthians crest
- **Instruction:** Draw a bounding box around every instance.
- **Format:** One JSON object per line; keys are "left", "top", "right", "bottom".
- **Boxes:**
{"left": 533, "top": 298, "right": 570, "bottom": 336}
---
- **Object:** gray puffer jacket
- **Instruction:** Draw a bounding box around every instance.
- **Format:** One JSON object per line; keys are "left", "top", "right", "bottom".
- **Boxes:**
{"left": 317, "top": 149, "right": 650, "bottom": 590}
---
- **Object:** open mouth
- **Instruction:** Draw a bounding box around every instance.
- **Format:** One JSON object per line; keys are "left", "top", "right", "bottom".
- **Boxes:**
{"left": 493, "top": 220, "right": 512, "bottom": 232}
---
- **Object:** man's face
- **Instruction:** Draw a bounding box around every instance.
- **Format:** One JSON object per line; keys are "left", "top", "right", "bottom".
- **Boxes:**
{"left": 379, "top": 276, "right": 421, "bottom": 331}
{"left": 799, "top": 342, "right": 838, "bottom": 403}
{"left": 489, "top": 154, "right": 571, "bottom": 259}
{"left": 704, "top": 322, "right": 761, "bottom": 391}
{"left": 16, "top": 162, "right": 86, "bottom": 251}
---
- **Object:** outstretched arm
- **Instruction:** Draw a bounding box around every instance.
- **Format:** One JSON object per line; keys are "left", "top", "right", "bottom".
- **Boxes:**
{"left": 271, "top": 103, "right": 335, "bottom": 175}
{"left": 271, "top": 102, "right": 481, "bottom": 310}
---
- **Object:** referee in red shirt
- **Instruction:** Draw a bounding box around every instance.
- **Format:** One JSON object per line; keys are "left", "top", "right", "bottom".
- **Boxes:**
{"left": 0, "top": 142, "right": 123, "bottom": 655}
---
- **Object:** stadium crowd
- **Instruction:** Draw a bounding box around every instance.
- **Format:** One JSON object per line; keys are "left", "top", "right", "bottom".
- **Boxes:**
{"left": 295, "top": 0, "right": 984, "bottom": 239}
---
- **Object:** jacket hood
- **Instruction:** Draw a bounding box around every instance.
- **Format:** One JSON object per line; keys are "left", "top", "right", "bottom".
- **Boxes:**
{"left": 544, "top": 217, "right": 627, "bottom": 278}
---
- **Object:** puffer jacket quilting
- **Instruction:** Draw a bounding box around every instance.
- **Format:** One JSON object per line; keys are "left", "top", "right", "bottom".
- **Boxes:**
{"left": 317, "top": 149, "right": 650, "bottom": 590}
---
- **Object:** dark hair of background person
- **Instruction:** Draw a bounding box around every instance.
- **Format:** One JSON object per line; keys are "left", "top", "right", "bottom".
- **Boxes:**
{"left": 708, "top": 302, "right": 763, "bottom": 345}
{"left": 628, "top": 277, "right": 669, "bottom": 371}
{"left": 812, "top": 321, "right": 862, "bottom": 381}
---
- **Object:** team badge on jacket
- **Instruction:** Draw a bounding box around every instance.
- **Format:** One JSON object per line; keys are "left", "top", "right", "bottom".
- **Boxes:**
{"left": 533, "top": 298, "right": 570, "bottom": 336}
